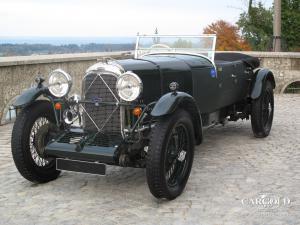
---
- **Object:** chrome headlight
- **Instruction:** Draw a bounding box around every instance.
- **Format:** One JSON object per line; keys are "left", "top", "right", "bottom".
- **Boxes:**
{"left": 116, "top": 72, "right": 142, "bottom": 101}
{"left": 48, "top": 69, "right": 72, "bottom": 97}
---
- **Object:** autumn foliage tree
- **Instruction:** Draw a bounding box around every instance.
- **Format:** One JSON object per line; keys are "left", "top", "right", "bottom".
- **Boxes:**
{"left": 203, "top": 20, "right": 251, "bottom": 51}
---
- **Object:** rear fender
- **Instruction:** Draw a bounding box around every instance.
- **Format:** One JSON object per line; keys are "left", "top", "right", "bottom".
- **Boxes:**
{"left": 151, "top": 92, "right": 203, "bottom": 145}
{"left": 251, "top": 69, "right": 276, "bottom": 99}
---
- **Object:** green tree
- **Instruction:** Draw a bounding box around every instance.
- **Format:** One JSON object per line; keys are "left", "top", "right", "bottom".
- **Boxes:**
{"left": 282, "top": 0, "right": 300, "bottom": 51}
{"left": 237, "top": 0, "right": 300, "bottom": 51}
{"left": 237, "top": 2, "right": 273, "bottom": 51}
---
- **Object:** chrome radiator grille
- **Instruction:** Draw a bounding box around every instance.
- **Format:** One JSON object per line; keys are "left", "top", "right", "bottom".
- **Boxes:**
{"left": 82, "top": 73, "right": 121, "bottom": 134}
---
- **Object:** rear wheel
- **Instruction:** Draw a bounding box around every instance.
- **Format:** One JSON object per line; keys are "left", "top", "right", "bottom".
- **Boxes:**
{"left": 146, "top": 109, "right": 195, "bottom": 200}
{"left": 251, "top": 81, "right": 274, "bottom": 137}
{"left": 11, "top": 101, "right": 61, "bottom": 183}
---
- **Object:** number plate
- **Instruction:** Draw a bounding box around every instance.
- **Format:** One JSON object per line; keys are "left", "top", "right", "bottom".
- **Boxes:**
{"left": 56, "top": 158, "right": 106, "bottom": 176}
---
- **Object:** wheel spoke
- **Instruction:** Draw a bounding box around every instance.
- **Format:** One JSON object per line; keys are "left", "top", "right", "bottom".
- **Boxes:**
{"left": 165, "top": 124, "right": 189, "bottom": 187}
{"left": 179, "top": 127, "right": 186, "bottom": 150}
{"left": 166, "top": 159, "right": 176, "bottom": 180}
{"left": 261, "top": 91, "right": 273, "bottom": 127}
{"left": 29, "top": 117, "right": 51, "bottom": 167}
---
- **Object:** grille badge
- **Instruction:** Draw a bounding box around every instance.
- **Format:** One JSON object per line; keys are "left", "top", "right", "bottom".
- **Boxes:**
{"left": 92, "top": 97, "right": 103, "bottom": 103}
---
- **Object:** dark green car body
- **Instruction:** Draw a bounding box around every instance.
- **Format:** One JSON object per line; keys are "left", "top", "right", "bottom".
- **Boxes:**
{"left": 13, "top": 52, "right": 275, "bottom": 168}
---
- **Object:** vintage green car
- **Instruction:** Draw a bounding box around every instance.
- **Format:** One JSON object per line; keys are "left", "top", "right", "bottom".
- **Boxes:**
{"left": 11, "top": 35, "right": 275, "bottom": 200}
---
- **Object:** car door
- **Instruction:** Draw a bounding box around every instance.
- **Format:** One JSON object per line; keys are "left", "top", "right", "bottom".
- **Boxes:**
{"left": 216, "top": 62, "right": 238, "bottom": 108}
{"left": 234, "top": 61, "right": 253, "bottom": 101}
{"left": 192, "top": 66, "right": 220, "bottom": 114}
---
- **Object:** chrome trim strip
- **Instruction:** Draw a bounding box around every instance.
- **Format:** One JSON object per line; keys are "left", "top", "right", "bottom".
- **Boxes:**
{"left": 80, "top": 104, "right": 101, "bottom": 132}
{"left": 135, "top": 35, "right": 140, "bottom": 59}
{"left": 84, "top": 73, "right": 99, "bottom": 95}
{"left": 99, "top": 105, "right": 119, "bottom": 131}
{"left": 120, "top": 104, "right": 125, "bottom": 138}
{"left": 85, "top": 61, "right": 124, "bottom": 76}
{"left": 98, "top": 74, "right": 120, "bottom": 103}
{"left": 212, "top": 36, "right": 217, "bottom": 62}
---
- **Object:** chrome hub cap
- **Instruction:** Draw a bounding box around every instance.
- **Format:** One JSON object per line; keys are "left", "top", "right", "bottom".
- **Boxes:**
{"left": 177, "top": 150, "right": 187, "bottom": 162}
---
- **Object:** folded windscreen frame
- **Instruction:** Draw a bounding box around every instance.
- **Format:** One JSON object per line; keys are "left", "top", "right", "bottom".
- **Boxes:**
{"left": 134, "top": 35, "right": 217, "bottom": 61}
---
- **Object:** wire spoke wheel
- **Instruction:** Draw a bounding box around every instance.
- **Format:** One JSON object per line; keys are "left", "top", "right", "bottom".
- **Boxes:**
{"left": 165, "top": 124, "right": 190, "bottom": 187}
{"left": 11, "top": 101, "right": 60, "bottom": 183}
{"left": 29, "top": 117, "right": 52, "bottom": 167}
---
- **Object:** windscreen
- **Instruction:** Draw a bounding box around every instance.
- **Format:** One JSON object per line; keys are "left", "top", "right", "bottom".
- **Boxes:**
{"left": 135, "top": 35, "right": 216, "bottom": 61}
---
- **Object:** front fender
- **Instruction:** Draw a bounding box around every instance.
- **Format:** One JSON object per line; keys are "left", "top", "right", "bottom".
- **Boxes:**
{"left": 251, "top": 69, "right": 276, "bottom": 99}
{"left": 12, "top": 87, "right": 48, "bottom": 108}
{"left": 151, "top": 92, "right": 203, "bottom": 145}
{"left": 151, "top": 92, "right": 195, "bottom": 117}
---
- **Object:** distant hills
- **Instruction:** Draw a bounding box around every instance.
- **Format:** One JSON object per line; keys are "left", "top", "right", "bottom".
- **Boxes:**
{"left": 0, "top": 36, "right": 136, "bottom": 56}
{"left": 0, "top": 36, "right": 136, "bottom": 45}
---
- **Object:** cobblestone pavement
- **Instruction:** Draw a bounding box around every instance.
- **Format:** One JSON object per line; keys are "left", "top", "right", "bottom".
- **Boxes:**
{"left": 0, "top": 95, "right": 299, "bottom": 225}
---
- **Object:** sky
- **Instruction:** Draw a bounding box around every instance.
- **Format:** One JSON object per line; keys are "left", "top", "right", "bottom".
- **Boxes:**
{"left": 0, "top": 0, "right": 273, "bottom": 37}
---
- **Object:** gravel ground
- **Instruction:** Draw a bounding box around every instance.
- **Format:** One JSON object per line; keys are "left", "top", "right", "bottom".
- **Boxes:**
{"left": 0, "top": 94, "right": 299, "bottom": 225}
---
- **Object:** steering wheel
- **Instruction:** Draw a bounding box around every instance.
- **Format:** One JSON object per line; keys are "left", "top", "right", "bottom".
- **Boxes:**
{"left": 150, "top": 43, "right": 171, "bottom": 49}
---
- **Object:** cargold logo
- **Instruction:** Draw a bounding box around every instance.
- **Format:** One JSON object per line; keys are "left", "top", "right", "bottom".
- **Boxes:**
{"left": 241, "top": 192, "right": 291, "bottom": 210}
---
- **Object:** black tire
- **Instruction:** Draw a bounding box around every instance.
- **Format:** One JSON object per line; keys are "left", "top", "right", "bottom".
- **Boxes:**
{"left": 146, "top": 109, "right": 195, "bottom": 200}
{"left": 11, "top": 100, "right": 61, "bottom": 183}
{"left": 251, "top": 80, "right": 274, "bottom": 138}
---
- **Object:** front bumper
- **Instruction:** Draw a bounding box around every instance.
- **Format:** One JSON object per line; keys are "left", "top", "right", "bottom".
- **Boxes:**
{"left": 45, "top": 129, "right": 123, "bottom": 165}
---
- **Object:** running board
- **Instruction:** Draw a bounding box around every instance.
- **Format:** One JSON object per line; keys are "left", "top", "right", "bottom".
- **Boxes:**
{"left": 56, "top": 158, "right": 106, "bottom": 175}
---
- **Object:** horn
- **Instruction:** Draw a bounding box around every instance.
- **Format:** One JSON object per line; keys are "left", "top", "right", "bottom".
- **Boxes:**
{"left": 63, "top": 109, "right": 78, "bottom": 125}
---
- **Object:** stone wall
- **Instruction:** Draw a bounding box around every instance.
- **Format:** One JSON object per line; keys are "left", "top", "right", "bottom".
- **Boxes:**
{"left": 245, "top": 52, "right": 300, "bottom": 93}
{"left": 0, "top": 52, "right": 129, "bottom": 124}
{"left": 0, "top": 51, "right": 299, "bottom": 124}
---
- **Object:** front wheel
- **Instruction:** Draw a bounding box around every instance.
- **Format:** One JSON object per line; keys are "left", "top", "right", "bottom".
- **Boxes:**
{"left": 251, "top": 80, "right": 274, "bottom": 138}
{"left": 11, "top": 101, "right": 61, "bottom": 183}
{"left": 146, "top": 109, "right": 195, "bottom": 200}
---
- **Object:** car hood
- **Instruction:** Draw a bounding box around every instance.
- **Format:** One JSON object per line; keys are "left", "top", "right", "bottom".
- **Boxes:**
{"left": 116, "top": 54, "right": 214, "bottom": 104}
